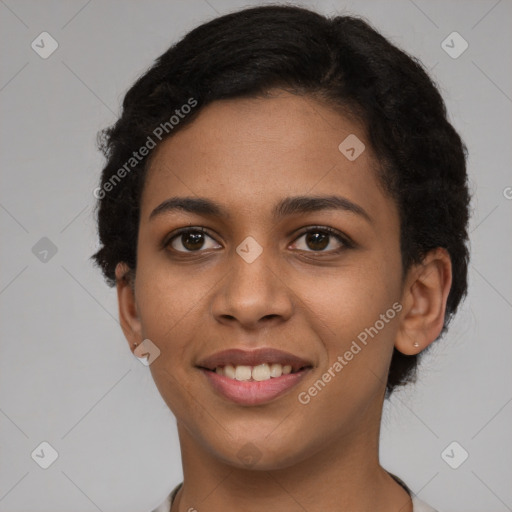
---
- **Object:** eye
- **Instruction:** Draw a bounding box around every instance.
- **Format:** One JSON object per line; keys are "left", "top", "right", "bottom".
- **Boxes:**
{"left": 290, "top": 226, "right": 351, "bottom": 253}
{"left": 165, "top": 227, "right": 221, "bottom": 253}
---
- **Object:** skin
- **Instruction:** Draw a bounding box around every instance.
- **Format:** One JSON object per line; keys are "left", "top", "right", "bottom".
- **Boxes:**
{"left": 115, "top": 90, "right": 452, "bottom": 511}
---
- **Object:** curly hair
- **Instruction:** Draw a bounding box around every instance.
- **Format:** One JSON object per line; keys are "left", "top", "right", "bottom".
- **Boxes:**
{"left": 91, "top": 5, "right": 470, "bottom": 396}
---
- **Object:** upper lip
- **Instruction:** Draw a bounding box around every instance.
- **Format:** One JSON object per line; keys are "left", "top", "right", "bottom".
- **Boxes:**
{"left": 196, "top": 348, "right": 313, "bottom": 372}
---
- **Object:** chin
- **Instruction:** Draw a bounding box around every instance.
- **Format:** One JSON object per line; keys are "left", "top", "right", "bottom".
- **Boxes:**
{"left": 206, "top": 432, "right": 315, "bottom": 472}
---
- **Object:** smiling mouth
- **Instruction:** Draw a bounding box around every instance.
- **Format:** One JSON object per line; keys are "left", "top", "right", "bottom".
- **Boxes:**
{"left": 199, "top": 366, "right": 311, "bottom": 406}
{"left": 196, "top": 347, "right": 314, "bottom": 405}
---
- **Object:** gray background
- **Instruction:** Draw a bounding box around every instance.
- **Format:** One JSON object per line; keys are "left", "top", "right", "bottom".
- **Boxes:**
{"left": 0, "top": 0, "right": 511, "bottom": 511}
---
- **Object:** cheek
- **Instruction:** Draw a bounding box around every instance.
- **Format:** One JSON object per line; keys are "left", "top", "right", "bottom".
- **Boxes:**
{"left": 299, "top": 259, "right": 401, "bottom": 335}
{"left": 293, "top": 259, "right": 402, "bottom": 391}
{"left": 292, "top": 274, "right": 401, "bottom": 428}
{"left": 134, "top": 257, "right": 203, "bottom": 362}
{"left": 136, "top": 266, "right": 210, "bottom": 416}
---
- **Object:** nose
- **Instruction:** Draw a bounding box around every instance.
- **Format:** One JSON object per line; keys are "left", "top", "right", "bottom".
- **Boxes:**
{"left": 210, "top": 246, "right": 294, "bottom": 330}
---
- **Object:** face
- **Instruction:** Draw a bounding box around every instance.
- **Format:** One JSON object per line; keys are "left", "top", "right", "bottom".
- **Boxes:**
{"left": 121, "top": 90, "right": 408, "bottom": 469}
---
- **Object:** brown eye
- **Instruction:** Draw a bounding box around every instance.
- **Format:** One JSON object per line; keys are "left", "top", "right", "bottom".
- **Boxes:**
{"left": 167, "top": 228, "right": 221, "bottom": 253}
{"left": 291, "top": 227, "right": 348, "bottom": 253}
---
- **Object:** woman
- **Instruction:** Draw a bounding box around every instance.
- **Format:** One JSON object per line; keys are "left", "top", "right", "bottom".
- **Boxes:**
{"left": 92, "top": 5, "right": 470, "bottom": 511}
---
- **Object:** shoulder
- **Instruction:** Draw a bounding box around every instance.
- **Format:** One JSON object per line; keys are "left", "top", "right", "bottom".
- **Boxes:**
{"left": 150, "top": 493, "right": 172, "bottom": 512}
{"left": 388, "top": 472, "right": 437, "bottom": 512}
{"left": 150, "top": 482, "right": 182, "bottom": 512}
{"left": 412, "top": 494, "right": 438, "bottom": 512}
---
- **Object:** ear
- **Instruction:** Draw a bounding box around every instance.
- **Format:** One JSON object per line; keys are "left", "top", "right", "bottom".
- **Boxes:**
{"left": 395, "top": 248, "right": 452, "bottom": 355}
{"left": 115, "top": 262, "right": 142, "bottom": 354}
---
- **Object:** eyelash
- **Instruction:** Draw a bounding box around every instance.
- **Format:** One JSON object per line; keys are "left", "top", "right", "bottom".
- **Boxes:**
{"left": 162, "top": 225, "right": 354, "bottom": 256}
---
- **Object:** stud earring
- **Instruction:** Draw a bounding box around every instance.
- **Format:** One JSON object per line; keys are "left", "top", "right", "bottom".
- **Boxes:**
{"left": 413, "top": 342, "right": 420, "bottom": 348}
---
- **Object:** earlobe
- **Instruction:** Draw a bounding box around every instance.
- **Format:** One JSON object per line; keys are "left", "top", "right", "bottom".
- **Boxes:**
{"left": 115, "top": 262, "right": 142, "bottom": 352}
{"left": 395, "top": 248, "right": 452, "bottom": 356}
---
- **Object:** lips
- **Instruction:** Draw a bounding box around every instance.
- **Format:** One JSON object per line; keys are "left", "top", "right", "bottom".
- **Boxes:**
{"left": 196, "top": 348, "right": 312, "bottom": 373}
{"left": 196, "top": 348, "right": 313, "bottom": 406}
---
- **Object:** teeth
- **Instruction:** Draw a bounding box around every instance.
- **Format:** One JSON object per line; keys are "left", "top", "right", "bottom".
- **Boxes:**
{"left": 214, "top": 363, "right": 296, "bottom": 381}
{"left": 224, "top": 364, "right": 236, "bottom": 379}
{"left": 235, "top": 365, "right": 252, "bottom": 381}
{"left": 252, "top": 363, "right": 270, "bottom": 381}
{"left": 269, "top": 363, "right": 282, "bottom": 378}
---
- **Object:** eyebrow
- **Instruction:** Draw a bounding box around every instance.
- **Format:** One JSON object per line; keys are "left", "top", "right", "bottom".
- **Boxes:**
{"left": 149, "top": 195, "right": 372, "bottom": 223}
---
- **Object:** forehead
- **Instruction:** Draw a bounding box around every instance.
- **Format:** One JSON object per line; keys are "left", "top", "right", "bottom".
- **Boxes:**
{"left": 140, "top": 91, "right": 395, "bottom": 227}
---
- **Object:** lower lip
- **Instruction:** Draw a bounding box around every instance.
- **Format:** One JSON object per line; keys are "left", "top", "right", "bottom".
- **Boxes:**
{"left": 200, "top": 368, "right": 310, "bottom": 406}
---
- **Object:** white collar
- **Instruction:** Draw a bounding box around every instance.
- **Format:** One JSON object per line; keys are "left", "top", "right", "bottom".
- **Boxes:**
{"left": 151, "top": 483, "right": 438, "bottom": 512}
